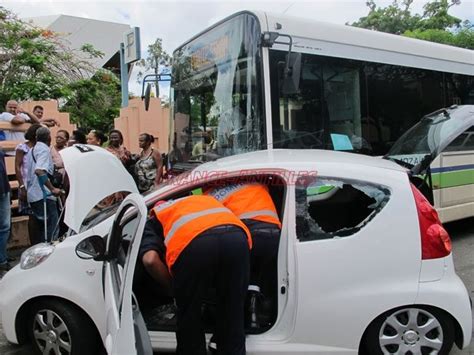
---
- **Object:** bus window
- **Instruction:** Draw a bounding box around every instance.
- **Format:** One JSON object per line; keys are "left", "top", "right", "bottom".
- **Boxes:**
{"left": 269, "top": 51, "right": 472, "bottom": 156}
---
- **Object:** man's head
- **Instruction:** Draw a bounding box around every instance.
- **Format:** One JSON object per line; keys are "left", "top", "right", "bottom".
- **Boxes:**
{"left": 5, "top": 100, "right": 18, "bottom": 115}
{"left": 36, "top": 126, "right": 51, "bottom": 145}
{"left": 68, "top": 129, "right": 86, "bottom": 146}
{"left": 33, "top": 105, "right": 44, "bottom": 119}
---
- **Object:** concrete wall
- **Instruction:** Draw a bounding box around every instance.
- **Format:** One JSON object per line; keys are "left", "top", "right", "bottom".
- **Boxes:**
{"left": 114, "top": 97, "right": 170, "bottom": 154}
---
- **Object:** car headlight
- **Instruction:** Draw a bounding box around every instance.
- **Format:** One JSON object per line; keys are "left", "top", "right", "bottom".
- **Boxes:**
{"left": 20, "top": 243, "right": 55, "bottom": 270}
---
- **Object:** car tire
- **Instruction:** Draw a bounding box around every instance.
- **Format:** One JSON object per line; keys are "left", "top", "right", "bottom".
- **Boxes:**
{"left": 29, "top": 299, "right": 99, "bottom": 355}
{"left": 363, "top": 306, "right": 454, "bottom": 355}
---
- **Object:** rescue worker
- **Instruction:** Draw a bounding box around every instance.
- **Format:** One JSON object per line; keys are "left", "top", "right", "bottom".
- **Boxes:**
{"left": 205, "top": 182, "right": 281, "bottom": 331}
{"left": 139, "top": 194, "right": 252, "bottom": 355}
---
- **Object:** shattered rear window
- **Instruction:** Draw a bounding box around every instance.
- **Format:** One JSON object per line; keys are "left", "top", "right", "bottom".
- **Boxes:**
{"left": 295, "top": 176, "right": 390, "bottom": 241}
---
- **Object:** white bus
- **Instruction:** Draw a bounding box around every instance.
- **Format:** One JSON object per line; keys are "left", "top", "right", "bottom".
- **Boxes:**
{"left": 160, "top": 11, "right": 473, "bottom": 222}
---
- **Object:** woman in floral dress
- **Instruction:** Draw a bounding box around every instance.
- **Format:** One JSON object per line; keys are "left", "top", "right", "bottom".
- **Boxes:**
{"left": 135, "top": 133, "right": 163, "bottom": 193}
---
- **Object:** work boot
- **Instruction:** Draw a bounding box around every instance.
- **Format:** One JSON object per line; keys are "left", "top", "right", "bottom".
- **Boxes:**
{"left": 208, "top": 334, "right": 217, "bottom": 353}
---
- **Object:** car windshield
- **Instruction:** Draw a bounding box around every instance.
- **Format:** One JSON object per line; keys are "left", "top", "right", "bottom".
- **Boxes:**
{"left": 79, "top": 197, "right": 127, "bottom": 232}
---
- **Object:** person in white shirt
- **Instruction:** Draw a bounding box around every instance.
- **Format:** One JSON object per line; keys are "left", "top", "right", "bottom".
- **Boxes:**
{"left": 0, "top": 101, "right": 59, "bottom": 146}
{"left": 26, "top": 127, "right": 62, "bottom": 242}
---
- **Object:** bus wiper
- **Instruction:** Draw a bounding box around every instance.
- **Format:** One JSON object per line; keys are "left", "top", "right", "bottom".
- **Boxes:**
{"left": 169, "top": 161, "right": 203, "bottom": 175}
{"left": 411, "top": 153, "right": 433, "bottom": 176}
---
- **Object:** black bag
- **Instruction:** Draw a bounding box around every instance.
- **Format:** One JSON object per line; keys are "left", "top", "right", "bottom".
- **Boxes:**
{"left": 48, "top": 168, "right": 63, "bottom": 188}
{"left": 32, "top": 147, "right": 63, "bottom": 188}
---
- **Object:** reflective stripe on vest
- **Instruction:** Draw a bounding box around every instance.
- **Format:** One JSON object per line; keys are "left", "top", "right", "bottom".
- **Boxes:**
{"left": 164, "top": 207, "right": 230, "bottom": 246}
{"left": 238, "top": 209, "right": 280, "bottom": 221}
{"left": 205, "top": 183, "right": 281, "bottom": 228}
{"left": 153, "top": 195, "right": 252, "bottom": 270}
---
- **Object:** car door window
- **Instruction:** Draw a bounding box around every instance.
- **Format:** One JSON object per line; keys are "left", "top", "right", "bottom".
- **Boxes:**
{"left": 295, "top": 176, "right": 390, "bottom": 241}
{"left": 108, "top": 206, "right": 141, "bottom": 317}
{"left": 444, "top": 126, "right": 474, "bottom": 152}
{"left": 103, "top": 193, "right": 150, "bottom": 355}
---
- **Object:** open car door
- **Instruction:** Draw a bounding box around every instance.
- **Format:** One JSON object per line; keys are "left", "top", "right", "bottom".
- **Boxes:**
{"left": 386, "top": 105, "right": 474, "bottom": 175}
{"left": 102, "top": 193, "right": 152, "bottom": 355}
{"left": 385, "top": 105, "right": 474, "bottom": 202}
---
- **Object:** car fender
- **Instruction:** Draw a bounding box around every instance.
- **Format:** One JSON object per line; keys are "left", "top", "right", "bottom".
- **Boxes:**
{"left": 415, "top": 256, "right": 473, "bottom": 349}
{"left": 0, "top": 230, "right": 108, "bottom": 343}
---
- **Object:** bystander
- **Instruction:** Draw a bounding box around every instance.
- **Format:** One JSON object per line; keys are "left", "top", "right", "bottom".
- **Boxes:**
{"left": 26, "top": 127, "right": 61, "bottom": 242}
{"left": 0, "top": 101, "right": 58, "bottom": 155}
{"left": 0, "top": 148, "right": 11, "bottom": 271}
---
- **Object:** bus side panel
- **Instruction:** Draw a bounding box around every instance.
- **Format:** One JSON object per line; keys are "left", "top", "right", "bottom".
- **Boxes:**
{"left": 432, "top": 151, "right": 474, "bottom": 223}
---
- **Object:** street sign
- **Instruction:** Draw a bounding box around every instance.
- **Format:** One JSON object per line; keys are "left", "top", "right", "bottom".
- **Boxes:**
{"left": 123, "top": 27, "right": 141, "bottom": 64}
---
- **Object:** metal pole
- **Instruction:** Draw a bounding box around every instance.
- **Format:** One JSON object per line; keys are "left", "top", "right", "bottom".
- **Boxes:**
{"left": 120, "top": 42, "right": 129, "bottom": 108}
{"left": 43, "top": 197, "right": 47, "bottom": 242}
{"left": 154, "top": 58, "right": 160, "bottom": 98}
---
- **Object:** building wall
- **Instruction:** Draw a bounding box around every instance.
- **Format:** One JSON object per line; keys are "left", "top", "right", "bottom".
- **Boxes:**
{"left": 21, "top": 100, "right": 76, "bottom": 138}
{"left": 114, "top": 98, "right": 170, "bottom": 154}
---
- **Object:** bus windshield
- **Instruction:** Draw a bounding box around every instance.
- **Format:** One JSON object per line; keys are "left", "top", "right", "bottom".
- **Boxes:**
{"left": 169, "top": 13, "right": 264, "bottom": 166}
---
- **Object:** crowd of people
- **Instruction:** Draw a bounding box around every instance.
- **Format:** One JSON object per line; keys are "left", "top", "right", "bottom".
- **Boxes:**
{"left": 0, "top": 100, "right": 164, "bottom": 270}
{"left": 0, "top": 100, "right": 283, "bottom": 355}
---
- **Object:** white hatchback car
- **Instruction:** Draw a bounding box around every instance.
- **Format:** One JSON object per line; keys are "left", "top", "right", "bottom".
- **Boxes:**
{"left": 0, "top": 113, "right": 472, "bottom": 355}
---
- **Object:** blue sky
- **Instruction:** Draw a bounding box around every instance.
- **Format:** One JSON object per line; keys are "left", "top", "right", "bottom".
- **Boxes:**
{"left": 4, "top": 0, "right": 474, "bottom": 97}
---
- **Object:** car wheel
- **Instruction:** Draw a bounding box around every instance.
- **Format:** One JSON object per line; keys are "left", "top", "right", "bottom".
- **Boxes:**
{"left": 363, "top": 306, "right": 454, "bottom": 355}
{"left": 29, "top": 299, "right": 99, "bottom": 355}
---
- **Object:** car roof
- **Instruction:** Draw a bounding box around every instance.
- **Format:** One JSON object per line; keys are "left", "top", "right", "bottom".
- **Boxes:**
{"left": 194, "top": 149, "right": 407, "bottom": 174}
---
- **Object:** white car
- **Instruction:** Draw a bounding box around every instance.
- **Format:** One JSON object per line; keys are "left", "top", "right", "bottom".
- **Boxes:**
{"left": 0, "top": 111, "right": 472, "bottom": 355}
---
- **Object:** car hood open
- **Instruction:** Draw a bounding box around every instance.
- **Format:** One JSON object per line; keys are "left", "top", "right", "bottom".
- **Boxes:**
{"left": 385, "top": 105, "right": 474, "bottom": 175}
{"left": 60, "top": 144, "right": 138, "bottom": 233}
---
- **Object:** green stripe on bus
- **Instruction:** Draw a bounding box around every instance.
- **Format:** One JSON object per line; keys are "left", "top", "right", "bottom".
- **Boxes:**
{"left": 431, "top": 169, "right": 474, "bottom": 189}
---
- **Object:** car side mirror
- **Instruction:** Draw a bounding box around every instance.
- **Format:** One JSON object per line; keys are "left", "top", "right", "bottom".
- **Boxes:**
{"left": 75, "top": 235, "right": 107, "bottom": 261}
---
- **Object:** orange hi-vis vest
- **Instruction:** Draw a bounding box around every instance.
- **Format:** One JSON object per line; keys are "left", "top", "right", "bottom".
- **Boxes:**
{"left": 153, "top": 195, "right": 252, "bottom": 270}
{"left": 205, "top": 183, "right": 282, "bottom": 229}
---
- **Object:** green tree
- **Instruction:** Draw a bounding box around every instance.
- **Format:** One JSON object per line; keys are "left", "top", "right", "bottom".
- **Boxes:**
{"left": 136, "top": 38, "right": 171, "bottom": 97}
{"left": 351, "top": 0, "right": 421, "bottom": 34}
{"left": 0, "top": 6, "right": 102, "bottom": 106}
{"left": 404, "top": 24, "right": 474, "bottom": 48}
{"left": 350, "top": 0, "right": 473, "bottom": 49}
{"left": 61, "top": 69, "right": 121, "bottom": 132}
{"left": 419, "top": 0, "right": 462, "bottom": 30}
